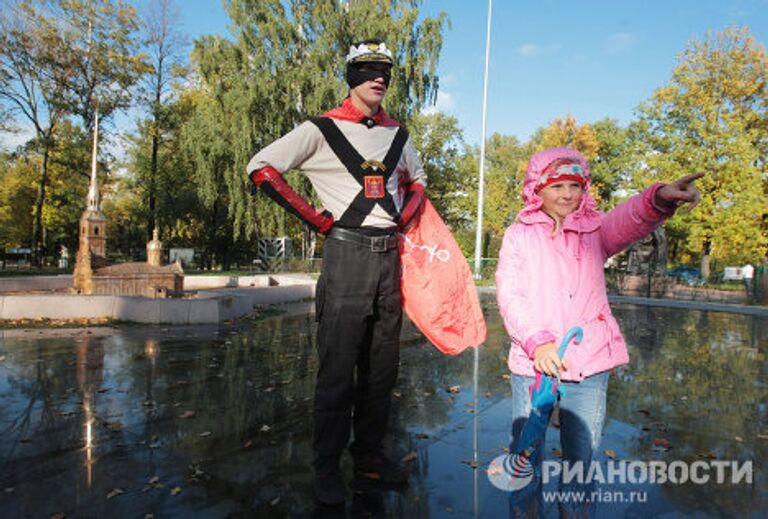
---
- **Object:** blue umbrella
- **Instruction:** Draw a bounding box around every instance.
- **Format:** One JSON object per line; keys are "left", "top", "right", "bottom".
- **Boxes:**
{"left": 488, "top": 327, "right": 583, "bottom": 491}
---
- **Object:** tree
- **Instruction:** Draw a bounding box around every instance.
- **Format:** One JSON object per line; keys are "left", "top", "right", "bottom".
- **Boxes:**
{"left": 460, "top": 133, "right": 527, "bottom": 259}
{"left": 406, "top": 111, "right": 465, "bottom": 227}
{"left": 39, "top": 0, "right": 148, "bottom": 132}
{"left": 181, "top": 0, "right": 448, "bottom": 266}
{"left": 136, "top": 0, "right": 188, "bottom": 239}
{"left": 590, "top": 118, "right": 630, "bottom": 209}
{"left": 629, "top": 26, "right": 768, "bottom": 269}
{"left": 0, "top": 0, "right": 147, "bottom": 265}
{"left": 0, "top": 1, "right": 70, "bottom": 264}
{"left": 0, "top": 151, "right": 38, "bottom": 251}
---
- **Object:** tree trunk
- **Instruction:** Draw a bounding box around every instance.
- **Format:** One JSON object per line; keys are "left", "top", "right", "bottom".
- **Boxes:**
{"left": 31, "top": 145, "right": 51, "bottom": 267}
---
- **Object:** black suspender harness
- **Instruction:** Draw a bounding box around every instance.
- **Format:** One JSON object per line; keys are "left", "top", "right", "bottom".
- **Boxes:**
{"left": 310, "top": 117, "right": 409, "bottom": 228}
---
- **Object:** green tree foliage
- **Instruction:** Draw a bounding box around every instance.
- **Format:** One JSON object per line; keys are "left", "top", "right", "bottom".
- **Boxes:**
{"left": 0, "top": 152, "right": 37, "bottom": 250}
{"left": 406, "top": 111, "right": 465, "bottom": 227}
{"left": 1, "top": 0, "right": 146, "bottom": 264}
{"left": 0, "top": 1, "right": 70, "bottom": 262}
{"left": 629, "top": 26, "right": 768, "bottom": 267}
{"left": 181, "top": 0, "right": 448, "bottom": 258}
{"left": 122, "top": 91, "right": 201, "bottom": 258}
{"left": 36, "top": 0, "right": 148, "bottom": 131}
{"left": 460, "top": 134, "right": 527, "bottom": 259}
{"left": 590, "top": 118, "right": 631, "bottom": 209}
{"left": 135, "top": 0, "right": 188, "bottom": 239}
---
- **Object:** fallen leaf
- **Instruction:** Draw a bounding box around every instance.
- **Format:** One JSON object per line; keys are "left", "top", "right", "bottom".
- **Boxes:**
{"left": 501, "top": 374, "right": 511, "bottom": 380}
{"left": 757, "top": 434, "right": 768, "bottom": 441}
{"left": 179, "top": 410, "right": 196, "bottom": 419}
{"left": 199, "top": 431, "right": 211, "bottom": 438}
{"left": 447, "top": 385, "right": 461, "bottom": 394}
{"left": 243, "top": 440, "right": 253, "bottom": 449}
{"left": 415, "top": 433, "right": 430, "bottom": 439}
{"left": 605, "top": 449, "right": 617, "bottom": 460}
{"left": 0, "top": 356, "right": 7, "bottom": 363}
{"left": 392, "top": 391, "right": 402, "bottom": 398}
{"left": 148, "top": 476, "right": 160, "bottom": 485}
{"left": 269, "top": 497, "right": 280, "bottom": 506}
{"left": 735, "top": 436, "right": 744, "bottom": 443}
{"left": 401, "top": 451, "right": 418, "bottom": 463}
{"left": 106, "top": 488, "right": 124, "bottom": 499}
{"left": 170, "top": 487, "right": 182, "bottom": 496}
{"left": 260, "top": 425, "right": 271, "bottom": 433}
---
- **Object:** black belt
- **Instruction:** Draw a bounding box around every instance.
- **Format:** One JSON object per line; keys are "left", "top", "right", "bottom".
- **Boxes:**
{"left": 327, "top": 227, "right": 398, "bottom": 252}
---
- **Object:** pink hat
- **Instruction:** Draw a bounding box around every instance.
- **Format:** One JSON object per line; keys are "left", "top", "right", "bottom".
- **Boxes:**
{"left": 534, "top": 157, "right": 588, "bottom": 193}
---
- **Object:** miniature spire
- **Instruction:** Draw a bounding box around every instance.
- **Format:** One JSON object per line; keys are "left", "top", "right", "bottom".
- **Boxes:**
{"left": 86, "top": 109, "right": 100, "bottom": 211}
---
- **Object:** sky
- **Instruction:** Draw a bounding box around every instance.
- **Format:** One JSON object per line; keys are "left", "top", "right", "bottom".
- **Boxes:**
{"left": 179, "top": 0, "right": 768, "bottom": 146}
{"left": 3, "top": 0, "right": 768, "bottom": 150}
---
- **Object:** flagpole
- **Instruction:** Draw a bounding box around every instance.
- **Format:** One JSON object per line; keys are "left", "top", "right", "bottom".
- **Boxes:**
{"left": 473, "top": 0, "right": 493, "bottom": 279}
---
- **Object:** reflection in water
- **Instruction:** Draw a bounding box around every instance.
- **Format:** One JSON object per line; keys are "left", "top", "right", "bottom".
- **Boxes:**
{"left": 75, "top": 335, "right": 104, "bottom": 489}
{"left": 0, "top": 302, "right": 765, "bottom": 517}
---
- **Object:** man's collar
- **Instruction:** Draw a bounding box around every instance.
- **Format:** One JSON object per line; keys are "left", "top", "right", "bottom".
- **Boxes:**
{"left": 322, "top": 98, "right": 400, "bottom": 127}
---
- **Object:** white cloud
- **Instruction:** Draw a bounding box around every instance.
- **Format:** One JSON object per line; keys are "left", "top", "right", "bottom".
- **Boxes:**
{"left": 517, "top": 44, "right": 541, "bottom": 57}
{"left": 423, "top": 90, "right": 455, "bottom": 115}
{"left": 516, "top": 43, "right": 560, "bottom": 58}
{"left": 605, "top": 32, "right": 636, "bottom": 55}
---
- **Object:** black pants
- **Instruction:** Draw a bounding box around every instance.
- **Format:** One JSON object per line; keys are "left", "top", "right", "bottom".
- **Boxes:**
{"left": 313, "top": 235, "right": 402, "bottom": 474}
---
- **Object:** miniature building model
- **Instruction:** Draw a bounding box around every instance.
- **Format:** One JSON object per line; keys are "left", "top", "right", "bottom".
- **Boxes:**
{"left": 73, "top": 111, "right": 183, "bottom": 297}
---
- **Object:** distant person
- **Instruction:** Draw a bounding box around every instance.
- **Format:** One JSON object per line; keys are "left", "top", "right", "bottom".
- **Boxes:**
{"left": 246, "top": 39, "right": 425, "bottom": 506}
{"left": 742, "top": 262, "right": 755, "bottom": 299}
{"left": 495, "top": 147, "right": 702, "bottom": 516}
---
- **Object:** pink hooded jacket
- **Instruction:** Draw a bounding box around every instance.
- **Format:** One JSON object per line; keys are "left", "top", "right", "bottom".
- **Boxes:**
{"left": 495, "top": 147, "right": 674, "bottom": 381}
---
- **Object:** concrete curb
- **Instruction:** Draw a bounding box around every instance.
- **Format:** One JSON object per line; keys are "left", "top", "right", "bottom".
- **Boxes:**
{"left": 478, "top": 286, "right": 768, "bottom": 317}
{"left": 0, "top": 283, "right": 316, "bottom": 324}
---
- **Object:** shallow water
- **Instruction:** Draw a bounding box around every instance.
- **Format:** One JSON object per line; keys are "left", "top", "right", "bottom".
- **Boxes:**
{"left": 0, "top": 300, "right": 766, "bottom": 518}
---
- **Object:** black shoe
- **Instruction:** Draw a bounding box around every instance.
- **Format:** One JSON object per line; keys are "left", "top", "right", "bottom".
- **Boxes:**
{"left": 314, "top": 472, "right": 346, "bottom": 505}
{"left": 354, "top": 452, "right": 409, "bottom": 485}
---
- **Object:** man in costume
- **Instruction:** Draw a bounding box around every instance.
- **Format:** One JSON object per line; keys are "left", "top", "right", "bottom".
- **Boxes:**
{"left": 247, "top": 39, "right": 426, "bottom": 505}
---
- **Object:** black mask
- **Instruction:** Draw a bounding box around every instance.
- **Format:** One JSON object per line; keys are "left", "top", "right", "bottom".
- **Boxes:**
{"left": 346, "top": 64, "right": 391, "bottom": 89}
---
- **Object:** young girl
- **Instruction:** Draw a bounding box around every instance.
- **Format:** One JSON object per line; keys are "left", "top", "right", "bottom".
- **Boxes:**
{"left": 495, "top": 147, "right": 702, "bottom": 516}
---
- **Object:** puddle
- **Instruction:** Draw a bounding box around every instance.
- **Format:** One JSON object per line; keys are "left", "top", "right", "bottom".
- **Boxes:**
{"left": 0, "top": 299, "right": 765, "bottom": 517}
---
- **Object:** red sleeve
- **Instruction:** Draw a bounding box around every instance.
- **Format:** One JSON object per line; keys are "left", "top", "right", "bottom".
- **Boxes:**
{"left": 250, "top": 166, "right": 334, "bottom": 234}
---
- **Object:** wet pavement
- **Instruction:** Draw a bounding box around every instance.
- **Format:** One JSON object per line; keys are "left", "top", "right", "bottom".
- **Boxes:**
{"left": 1, "top": 298, "right": 767, "bottom": 518}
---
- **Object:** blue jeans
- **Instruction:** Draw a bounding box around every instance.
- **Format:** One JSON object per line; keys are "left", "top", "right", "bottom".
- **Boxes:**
{"left": 508, "top": 371, "right": 609, "bottom": 518}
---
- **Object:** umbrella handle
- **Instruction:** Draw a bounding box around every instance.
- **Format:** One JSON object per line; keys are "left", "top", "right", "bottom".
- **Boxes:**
{"left": 557, "top": 326, "right": 583, "bottom": 359}
{"left": 552, "top": 326, "right": 583, "bottom": 390}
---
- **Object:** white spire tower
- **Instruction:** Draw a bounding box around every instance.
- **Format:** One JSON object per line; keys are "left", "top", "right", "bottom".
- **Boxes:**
{"left": 86, "top": 109, "right": 100, "bottom": 211}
